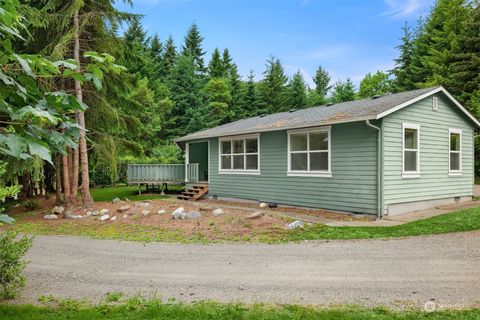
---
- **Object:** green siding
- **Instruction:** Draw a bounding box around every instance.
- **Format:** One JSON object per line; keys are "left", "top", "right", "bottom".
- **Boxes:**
{"left": 207, "top": 122, "right": 379, "bottom": 214}
{"left": 382, "top": 93, "right": 475, "bottom": 211}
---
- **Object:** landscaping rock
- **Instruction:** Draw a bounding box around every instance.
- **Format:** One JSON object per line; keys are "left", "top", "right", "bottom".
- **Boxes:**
{"left": 185, "top": 211, "right": 201, "bottom": 220}
{"left": 142, "top": 210, "right": 150, "bottom": 217}
{"left": 91, "top": 211, "right": 101, "bottom": 216}
{"left": 123, "top": 214, "right": 128, "bottom": 219}
{"left": 85, "top": 211, "right": 93, "bottom": 217}
{"left": 98, "top": 214, "right": 110, "bottom": 221}
{"left": 110, "top": 216, "right": 117, "bottom": 221}
{"left": 156, "top": 209, "right": 166, "bottom": 215}
{"left": 44, "top": 214, "right": 58, "bottom": 220}
{"left": 268, "top": 203, "right": 278, "bottom": 209}
{"left": 111, "top": 197, "right": 121, "bottom": 204}
{"left": 246, "top": 211, "right": 264, "bottom": 219}
{"left": 212, "top": 208, "right": 224, "bottom": 216}
{"left": 259, "top": 203, "right": 267, "bottom": 208}
{"left": 286, "top": 220, "right": 305, "bottom": 230}
{"left": 117, "top": 205, "right": 131, "bottom": 213}
{"left": 52, "top": 206, "right": 65, "bottom": 214}
{"left": 172, "top": 207, "right": 186, "bottom": 220}
{"left": 65, "top": 212, "right": 83, "bottom": 219}
{"left": 100, "top": 209, "right": 109, "bottom": 215}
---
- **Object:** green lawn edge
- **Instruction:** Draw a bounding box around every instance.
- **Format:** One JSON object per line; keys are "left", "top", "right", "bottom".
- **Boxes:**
{"left": 1, "top": 300, "right": 479, "bottom": 320}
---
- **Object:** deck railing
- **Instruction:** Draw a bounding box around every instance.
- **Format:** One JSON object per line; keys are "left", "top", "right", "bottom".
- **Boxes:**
{"left": 127, "top": 163, "right": 199, "bottom": 184}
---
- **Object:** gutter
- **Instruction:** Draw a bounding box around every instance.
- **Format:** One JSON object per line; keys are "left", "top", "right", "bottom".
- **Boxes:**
{"left": 366, "top": 120, "right": 383, "bottom": 219}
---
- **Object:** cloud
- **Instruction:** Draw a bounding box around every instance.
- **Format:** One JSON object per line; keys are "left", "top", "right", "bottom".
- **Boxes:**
{"left": 380, "top": 0, "right": 429, "bottom": 18}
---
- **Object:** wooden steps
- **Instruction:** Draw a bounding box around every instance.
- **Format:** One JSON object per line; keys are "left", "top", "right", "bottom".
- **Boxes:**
{"left": 177, "top": 184, "right": 209, "bottom": 201}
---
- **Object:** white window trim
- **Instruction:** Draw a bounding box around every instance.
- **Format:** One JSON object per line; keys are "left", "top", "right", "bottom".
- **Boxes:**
{"left": 218, "top": 133, "right": 260, "bottom": 175}
{"left": 287, "top": 126, "right": 332, "bottom": 177}
{"left": 402, "top": 123, "right": 420, "bottom": 179}
{"left": 448, "top": 128, "right": 462, "bottom": 176}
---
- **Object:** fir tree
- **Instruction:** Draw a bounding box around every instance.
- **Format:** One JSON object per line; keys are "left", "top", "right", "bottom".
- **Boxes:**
{"left": 182, "top": 23, "right": 206, "bottom": 73}
{"left": 150, "top": 34, "right": 163, "bottom": 60}
{"left": 162, "top": 35, "right": 177, "bottom": 78}
{"left": 313, "top": 66, "right": 331, "bottom": 98}
{"left": 288, "top": 71, "right": 308, "bottom": 109}
{"left": 242, "top": 70, "right": 261, "bottom": 116}
{"left": 391, "top": 22, "right": 416, "bottom": 92}
{"left": 222, "top": 48, "right": 234, "bottom": 75}
{"left": 259, "top": 56, "right": 288, "bottom": 113}
{"left": 208, "top": 48, "right": 225, "bottom": 78}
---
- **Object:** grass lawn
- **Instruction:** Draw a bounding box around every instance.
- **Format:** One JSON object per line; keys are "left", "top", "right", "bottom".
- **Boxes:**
{"left": 8, "top": 202, "right": 480, "bottom": 243}
{"left": 90, "top": 185, "right": 179, "bottom": 202}
{"left": 1, "top": 299, "right": 479, "bottom": 320}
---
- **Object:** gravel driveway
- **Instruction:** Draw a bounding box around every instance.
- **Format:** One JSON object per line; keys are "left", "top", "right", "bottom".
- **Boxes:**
{"left": 21, "top": 231, "right": 480, "bottom": 308}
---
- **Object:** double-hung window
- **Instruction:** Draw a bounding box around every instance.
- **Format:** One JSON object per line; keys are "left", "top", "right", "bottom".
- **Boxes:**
{"left": 449, "top": 128, "right": 462, "bottom": 175}
{"left": 402, "top": 123, "right": 420, "bottom": 178}
{"left": 219, "top": 134, "right": 259, "bottom": 174}
{"left": 288, "top": 127, "right": 331, "bottom": 177}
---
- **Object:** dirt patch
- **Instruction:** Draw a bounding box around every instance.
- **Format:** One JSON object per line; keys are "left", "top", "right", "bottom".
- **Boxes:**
{"left": 8, "top": 198, "right": 291, "bottom": 241}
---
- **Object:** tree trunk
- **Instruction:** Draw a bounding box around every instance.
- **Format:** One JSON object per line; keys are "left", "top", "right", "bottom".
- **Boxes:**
{"left": 68, "top": 147, "right": 73, "bottom": 187}
{"left": 70, "top": 131, "right": 79, "bottom": 204}
{"left": 55, "top": 155, "right": 62, "bottom": 204}
{"left": 62, "top": 153, "right": 71, "bottom": 206}
{"left": 74, "top": 9, "right": 93, "bottom": 206}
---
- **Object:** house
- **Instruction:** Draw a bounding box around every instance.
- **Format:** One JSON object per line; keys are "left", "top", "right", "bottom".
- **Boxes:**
{"left": 174, "top": 86, "right": 480, "bottom": 218}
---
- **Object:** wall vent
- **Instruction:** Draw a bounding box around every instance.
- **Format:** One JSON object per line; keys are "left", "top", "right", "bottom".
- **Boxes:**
{"left": 432, "top": 96, "right": 439, "bottom": 111}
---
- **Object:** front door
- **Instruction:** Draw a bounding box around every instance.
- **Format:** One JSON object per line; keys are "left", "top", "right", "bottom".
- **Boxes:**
{"left": 188, "top": 142, "right": 209, "bottom": 182}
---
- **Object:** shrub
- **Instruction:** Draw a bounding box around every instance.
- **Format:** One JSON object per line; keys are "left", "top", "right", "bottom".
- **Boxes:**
{"left": 22, "top": 199, "right": 40, "bottom": 211}
{"left": 0, "top": 231, "right": 33, "bottom": 299}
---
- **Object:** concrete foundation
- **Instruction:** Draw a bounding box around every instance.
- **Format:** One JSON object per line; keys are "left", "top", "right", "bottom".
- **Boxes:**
{"left": 386, "top": 196, "right": 473, "bottom": 216}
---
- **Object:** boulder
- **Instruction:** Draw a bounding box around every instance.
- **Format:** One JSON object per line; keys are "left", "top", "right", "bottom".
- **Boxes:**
{"left": 259, "top": 203, "right": 267, "bottom": 208}
{"left": 85, "top": 211, "right": 93, "bottom": 217}
{"left": 117, "top": 205, "right": 131, "bottom": 213}
{"left": 246, "top": 211, "right": 264, "bottom": 219}
{"left": 52, "top": 206, "right": 65, "bottom": 214}
{"left": 156, "top": 209, "right": 166, "bottom": 215}
{"left": 91, "top": 211, "right": 101, "bottom": 216}
{"left": 110, "top": 216, "right": 117, "bottom": 221}
{"left": 44, "top": 214, "right": 58, "bottom": 220}
{"left": 185, "top": 211, "right": 201, "bottom": 220}
{"left": 98, "top": 214, "right": 110, "bottom": 221}
{"left": 142, "top": 210, "right": 150, "bottom": 217}
{"left": 286, "top": 220, "right": 305, "bottom": 230}
{"left": 172, "top": 207, "right": 186, "bottom": 220}
{"left": 111, "top": 197, "right": 121, "bottom": 204}
{"left": 212, "top": 208, "right": 224, "bottom": 216}
{"left": 268, "top": 203, "right": 278, "bottom": 209}
{"left": 99, "top": 208, "right": 109, "bottom": 215}
{"left": 65, "top": 212, "right": 83, "bottom": 219}
{"left": 122, "top": 214, "right": 128, "bottom": 219}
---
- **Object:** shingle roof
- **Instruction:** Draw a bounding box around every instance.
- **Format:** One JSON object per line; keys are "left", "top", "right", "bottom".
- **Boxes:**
{"left": 175, "top": 86, "right": 476, "bottom": 142}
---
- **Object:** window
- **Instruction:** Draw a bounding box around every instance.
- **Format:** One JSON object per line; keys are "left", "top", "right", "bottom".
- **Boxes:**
{"left": 219, "top": 135, "right": 259, "bottom": 174}
{"left": 288, "top": 127, "right": 331, "bottom": 177}
{"left": 402, "top": 123, "right": 420, "bottom": 178}
{"left": 449, "top": 128, "right": 462, "bottom": 174}
{"left": 432, "top": 96, "right": 438, "bottom": 111}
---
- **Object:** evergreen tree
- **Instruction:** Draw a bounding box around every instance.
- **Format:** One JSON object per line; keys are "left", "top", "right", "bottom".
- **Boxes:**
{"left": 150, "top": 34, "right": 163, "bottom": 60}
{"left": 358, "top": 71, "right": 393, "bottom": 98}
{"left": 124, "top": 17, "right": 147, "bottom": 44}
{"left": 222, "top": 48, "right": 234, "bottom": 75}
{"left": 241, "top": 70, "right": 261, "bottom": 117}
{"left": 162, "top": 35, "right": 177, "bottom": 77}
{"left": 288, "top": 71, "right": 308, "bottom": 109}
{"left": 203, "top": 78, "right": 232, "bottom": 126}
{"left": 208, "top": 48, "right": 225, "bottom": 78}
{"left": 259, "top": 56, "right": 288, "bottom": 113}
{"left": 330, "top": 79, "right": 356, "bottom": 103}
{"left": 182, "top": 23, "right": 206, "bottom": 73}
{"left": 313, "top": 66, "right": 331, "bottom": 98}
{"left": 228, "top": 64, "right": 243, "bottom": 120}
{"left": 391, "top": 22, "right": 416, "bottom": 92}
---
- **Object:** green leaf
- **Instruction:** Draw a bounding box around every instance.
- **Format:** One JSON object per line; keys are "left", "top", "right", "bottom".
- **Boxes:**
{"left": 27, "top": 140, "right": 52, "bottom": 164}
{"left": 13, "top": 54, "right": 33, "bottom": 77}
{"left": 53, "top": 59, "right": 78, "bottom": 70}
{"left": 84, "top": 73, "right": 102, "bottom": 90}
{"left": 15, "top": 105, "right": 58, "bottom": 124}
{"left": 84, "top": 51, "right": 104, "bottom": 63}
{"left": 0, "top": 134, "right": 27, "bottom": 158}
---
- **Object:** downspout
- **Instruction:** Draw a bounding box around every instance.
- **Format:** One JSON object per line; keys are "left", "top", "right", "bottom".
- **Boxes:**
{"left": 366, "top": 120, "right": 383, "bottom": 219}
